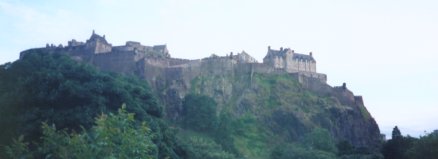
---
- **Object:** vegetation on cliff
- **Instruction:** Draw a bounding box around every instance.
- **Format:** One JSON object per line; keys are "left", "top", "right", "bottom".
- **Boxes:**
{"left": 185, "top": 72, "right": 382, "bottom": 158}
{"left": 2, "top": 53, "right": 436, "bottom": 159}
{"left": 0, "top": 53, "right": 181, "bottom": 158}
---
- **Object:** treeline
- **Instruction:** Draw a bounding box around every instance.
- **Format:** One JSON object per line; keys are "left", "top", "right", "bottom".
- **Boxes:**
{"left": 382, "top": 126, "right": 438, "bottom": 159}
{"left": 0, "top": 53, "right": 183, "bottom": 158}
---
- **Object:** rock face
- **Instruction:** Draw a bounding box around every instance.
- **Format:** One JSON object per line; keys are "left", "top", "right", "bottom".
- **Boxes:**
{"left": 20, "top": 32, "right": 381, "bottom": 150}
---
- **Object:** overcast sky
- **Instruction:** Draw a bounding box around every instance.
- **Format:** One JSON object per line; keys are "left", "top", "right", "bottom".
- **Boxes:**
{"left": 1, "top": 0, "right": 437, "bottom": 138}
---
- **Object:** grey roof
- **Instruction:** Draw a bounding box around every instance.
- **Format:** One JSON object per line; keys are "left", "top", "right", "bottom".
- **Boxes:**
{"left": 267, "top": 49, "right": 289, "bottom": 57}
{"left": 293, "top": 53, "right": 315, "bottom": 62}
{"left": 264, "top": 48, "right": 315, "bottom": 62}
{"left": 88, "top": 33, "right": 109, "bottom": 44}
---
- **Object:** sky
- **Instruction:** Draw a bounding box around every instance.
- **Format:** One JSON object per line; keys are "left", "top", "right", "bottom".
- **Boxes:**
{"left": 1, "top": 0, "right": 437, "bottom": 138}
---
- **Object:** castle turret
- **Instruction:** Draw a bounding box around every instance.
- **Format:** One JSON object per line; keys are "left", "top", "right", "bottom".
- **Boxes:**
{"left": 85, "top": 31, "right": 112, "bottom": 54}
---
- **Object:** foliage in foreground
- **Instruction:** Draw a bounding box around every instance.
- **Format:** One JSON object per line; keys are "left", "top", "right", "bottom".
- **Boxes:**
{"left": 271, "top": 128, "right": 339, "bottom": 159}
{"left": 6, "top": 106, "right": 157, "bottom": 159}
{"left": 180, "top": 136, "right": 237, "bottom": 159}
{"left": 0, "top": 53, "right": 180, "bottom": 158}
{"left": 382, "top": 126, "right": 438, "bottom": 159}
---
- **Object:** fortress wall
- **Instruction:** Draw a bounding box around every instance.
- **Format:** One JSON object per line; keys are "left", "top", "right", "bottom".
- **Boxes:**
{"left": 199, "top": 58, "right": 236, "bottom": 75}
{"left": 298, "top": 72, "right": 327, "bottom": 83}
{"left": 296, "top": 74, "right": 333, "bottom": 97}
{"left": 167, "top": 58, "right": 193, "bottom": 66}
{"left": 354, "top": 96, "right": 364, "bottom": 106}
{"left": 143, "top": 57, "right": 171, "bottom": 67}
{"left": 233, "top": 63, "right": 289, "bottom": 76}
{"left": 94, "top": 42, "right": 112, "bottom": 54}
{"left": 92, "top": 51, "right": 136, "bottom": 74}
{"left": 332, "top": 86, "right": 356, "bottom": 106}
{"left": 113, "top": 46, "right": 133, "bottom": 52}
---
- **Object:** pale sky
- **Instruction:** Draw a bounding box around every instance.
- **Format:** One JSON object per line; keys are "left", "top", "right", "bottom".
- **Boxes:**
{"left": 1, "top": 0, "right": 437, "bottom": 138}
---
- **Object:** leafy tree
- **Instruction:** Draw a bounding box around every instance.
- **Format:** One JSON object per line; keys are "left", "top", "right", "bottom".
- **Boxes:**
{"left": 271, "top": 143, "right": 338, "bottom": 159}
{"left": 382, "top": 126, "right": 416, "bottom": 159}
{"left": 392, "top": 126, "right": 402, "bottom": 139}
{"left": 212, "top": 111, "right": 239, "bottom": 156}
{"left": 337, "top": 140, "right": 384, "bottom": 159}
{"left": 180, "top": 136, "right": 236, "bottom": 159}
{"left": 0, "top": 53, "right": 184, "bottom": 158}
{"left": 182, "top": 94, "right": 218, "bottom": 132}
{"left": 406, "top": 132, "right": 438, "bottom": 159}
{"left": 271, "top": 128, "right": 339, "bottom": 159}
{"left": 6, "top": 106, "right": 157, "bottom": 159}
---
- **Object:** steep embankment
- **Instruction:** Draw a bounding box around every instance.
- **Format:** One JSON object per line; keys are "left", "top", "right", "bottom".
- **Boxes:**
{"left": 144, "top": 60, "right": 381, "bottom": 158}
{"left": 5, "top": 51, "right": 383, "bottom": 158}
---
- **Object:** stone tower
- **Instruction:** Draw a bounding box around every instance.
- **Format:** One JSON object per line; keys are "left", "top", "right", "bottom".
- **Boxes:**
{"left": 85, "top": 30, "right": 112, "bottom": 54}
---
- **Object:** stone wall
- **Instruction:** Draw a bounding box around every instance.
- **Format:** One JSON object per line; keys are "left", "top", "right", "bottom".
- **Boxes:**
{"left": 91, "top": 51, "right": 136, "bottom": 75}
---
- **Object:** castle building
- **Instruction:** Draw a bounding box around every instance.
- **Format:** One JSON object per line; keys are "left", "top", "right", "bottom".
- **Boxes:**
{"left": 84, "top": 30, "right": 112, "bottom": 54}
{"left": 20, "top": 31, "right": 325, "bottom": 82}
{"left": 263, "top": 46, "right": 316, "bottom": 73}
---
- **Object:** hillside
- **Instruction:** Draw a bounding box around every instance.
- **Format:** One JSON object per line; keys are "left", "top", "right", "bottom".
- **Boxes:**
{"left": 4, "top": 33, "right": 384, "bottom": 158}
{"left": 145, "top": 59, "right": 382, "bottom": 158}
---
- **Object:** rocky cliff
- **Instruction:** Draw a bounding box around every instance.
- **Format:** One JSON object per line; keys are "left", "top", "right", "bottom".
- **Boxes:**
{"left": 134, "top": 58, "right": 382, "bottom": 151}
{"left": 19, "top": 33, "right": 382, "bottom": 153}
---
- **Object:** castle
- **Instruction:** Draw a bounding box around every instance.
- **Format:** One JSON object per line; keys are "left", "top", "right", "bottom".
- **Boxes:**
{"left": 18, "top": 32, "right": 380, "bottom": 149}
{"left": 20, "top": 31, "right": 366, "bottom": 131}
{"left": 21, "top": 31, "right": 326, "bottom": 82}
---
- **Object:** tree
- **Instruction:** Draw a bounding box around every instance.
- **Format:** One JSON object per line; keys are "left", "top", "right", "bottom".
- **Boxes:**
{"left": 382, "top": 126, "right": 416, "bottom": 159}
{"left": 407, "top": 132, "right": 438, "bottom": 159}
{"left": 271, "top": 143, "right": 337, "bottom": 159}
{"left": 6, "top": 106, "right": 158, "bottom": 159}
{"left": 0, "top": 53, "right": 183, "bottom": 158}
{"left": 180, "top": 136, "right": 236, "bottom": 159}
{"left": 392, "top": 126, "right": 402, "bottom": 139}
{"left": 182, "top": 94, "right": 218, "bottom": 132}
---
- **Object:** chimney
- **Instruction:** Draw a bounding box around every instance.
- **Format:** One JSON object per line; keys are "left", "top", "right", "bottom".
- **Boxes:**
{"left": 309, "top": 52, "right": 313, "bottom": 57}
